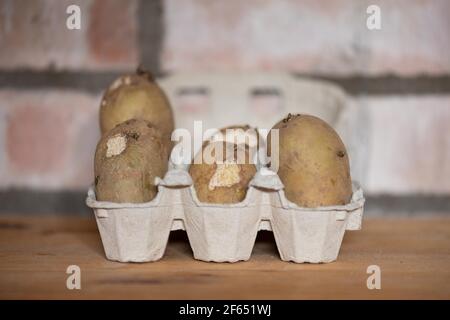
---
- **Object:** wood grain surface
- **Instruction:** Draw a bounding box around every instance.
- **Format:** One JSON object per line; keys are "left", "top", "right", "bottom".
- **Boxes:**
{"left": 0, "top": 216, "right": 449, "bottom": 299}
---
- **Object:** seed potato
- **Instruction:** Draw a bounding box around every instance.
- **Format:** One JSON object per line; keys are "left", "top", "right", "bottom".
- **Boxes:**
{"left": 268, "top": 114, "right": 352, "bottom": 207}
{"left": 94, "top": 119, "right": 168, "bottom": 203}
{"left": 189, "top": 141, "right": 257, "bottom": 204}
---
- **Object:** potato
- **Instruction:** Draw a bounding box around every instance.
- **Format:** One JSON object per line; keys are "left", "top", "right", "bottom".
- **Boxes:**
{"left": 267, "top": 113, "right": 352, "bottom": 207}
{"left": 94, "top": 119, "right": 168, "bottom": 203}
{"left": 189, "top": 141, "right": 257, "bottom": 204}
{"left": 99, "top": 69, "right": 175, "bottom": 152}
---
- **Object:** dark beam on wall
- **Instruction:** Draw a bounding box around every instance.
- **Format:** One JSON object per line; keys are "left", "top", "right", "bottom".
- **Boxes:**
{"left": 138, "top": 0, "right": 164, "bottom": 76}
{"left": 0, "top": 70, "right": 122, "bottom": 93}
{"left": 0, "top": 190, "right": 91, "bottom": 216}
{"left": 1, "top": 70, "right": 450, "bottom": 96}
{"left": 0, "top": 190, "right": 449, "bottom": 216}
{"left": 364, "top": 194, "right": 450, "bottom": 216}
{"left": 299, "top": 74, "right": 450, "bottom": 96}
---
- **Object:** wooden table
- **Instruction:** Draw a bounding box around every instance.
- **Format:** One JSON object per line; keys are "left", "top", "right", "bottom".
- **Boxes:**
{"left": 0, "top": 216, "right": 449, "bottom": 299}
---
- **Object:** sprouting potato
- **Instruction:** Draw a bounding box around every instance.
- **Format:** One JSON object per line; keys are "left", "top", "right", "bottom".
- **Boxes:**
{"left": 99, "top": 68, "right": 175, "bottom": 153}
{"left": 94, "top": 119, "right": 169, "bottom": 203}
{"left": 267, "top": 114, "right": 352, "bottom": 207}
{"left": 189, "top": 141, "right": 256, "bottom": 204}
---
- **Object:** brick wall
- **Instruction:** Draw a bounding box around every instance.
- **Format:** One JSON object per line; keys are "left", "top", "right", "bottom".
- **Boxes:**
{"left": 0, "top": 0, "right": 449, "bottom": 214}
{"left": 0, "top": 0, "right": 139, "bottom": 70}
{"left": 162, "top": 0, "right": 450, "bottom": 75}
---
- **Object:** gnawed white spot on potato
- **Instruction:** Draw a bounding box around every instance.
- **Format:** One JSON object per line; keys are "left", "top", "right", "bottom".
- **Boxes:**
{"left": 124, "top": 76, "right": 131, "bottom": 85}
{"left": 108, "top": 78, "right": 123, "bottom": 92}
{"left": 106, "top": 134, "right": 127, "bottom": 158}
{"left": 208, "top": 160, "right": 241, "bottom": 190}
{"left": 101, "top": 99, "right": 106, "bottom": 106}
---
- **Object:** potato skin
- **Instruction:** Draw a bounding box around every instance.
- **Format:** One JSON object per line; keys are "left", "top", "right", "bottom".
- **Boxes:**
{"left": 189, "top": 141, "right": 256, "bottom": 204}
{"left": 268, "top": 114, "right": 352, "bottom": 207}
{"left": 215, "top": 125, "right": 259, "bottom": 146}
{"left": 94, "top": 119, "right": 168, "bottom": 203}
{"left": 99, "top": 70, "right": 175, "bottom": 152}
{"left": 206, "top": 124, "right": 260, "bottom": 160}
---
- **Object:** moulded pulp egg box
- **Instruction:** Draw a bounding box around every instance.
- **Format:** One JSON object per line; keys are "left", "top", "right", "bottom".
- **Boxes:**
{"left": 86, "top": 168, "right": 364, "bottom": 264}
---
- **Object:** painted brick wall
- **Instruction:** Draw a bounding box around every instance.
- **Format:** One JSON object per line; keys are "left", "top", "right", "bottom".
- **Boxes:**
{"left": 0, "top": 0, "right": 449, "bottom": 213}
{"left": 361, "top": 95, "right": 450, "bottom": 194}
{"left": 0, "top": 90, "right": 100, "bottom": 190}
{"left": 162, "top": 0, "right": 450, "bottom": 75}
{"left": 0, "top": 0, "right": 139, "bottom": 70}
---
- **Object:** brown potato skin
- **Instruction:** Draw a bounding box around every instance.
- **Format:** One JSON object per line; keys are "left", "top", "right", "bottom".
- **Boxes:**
{"left": 189, "top": 142, "right": 257, "bottom": 204}
{"left": 94, "top": 119, "right": 168, "bottom": 203}
{"left": 99, "top": 70, "right": 175, "bottom": 152}
{"left": 268, "top": 114, "right": 352, "bottom": 207}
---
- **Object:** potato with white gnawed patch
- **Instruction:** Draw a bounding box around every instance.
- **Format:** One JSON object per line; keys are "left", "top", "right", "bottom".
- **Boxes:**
{"left": 99, "top": 69, "right": 175, "bottom": 153}
{"left": 189, "top": 141, "right": 256, "bottom": 204}
{"left": 94, "top": 119, "right": 168, "bottom": 203}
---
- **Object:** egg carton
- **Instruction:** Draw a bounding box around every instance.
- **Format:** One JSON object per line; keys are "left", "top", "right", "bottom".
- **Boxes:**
{"left": 86, "top": 167, "right": 364, "bottom": 264}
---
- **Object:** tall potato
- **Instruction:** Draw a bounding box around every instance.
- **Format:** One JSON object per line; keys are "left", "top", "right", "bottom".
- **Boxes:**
{"left": 268, "top": 114, "right": 352, "bottom": 207}
{"left": 94, "top": 119, "right": 168, "bottom": 203}
{"left": 99, "top": 69, "right": 174, "bottom": 152}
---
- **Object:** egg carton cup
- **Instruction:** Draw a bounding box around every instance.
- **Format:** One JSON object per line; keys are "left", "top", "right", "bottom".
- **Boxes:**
{"left": 86, "top": 167, "right": 364, "bottom": 264}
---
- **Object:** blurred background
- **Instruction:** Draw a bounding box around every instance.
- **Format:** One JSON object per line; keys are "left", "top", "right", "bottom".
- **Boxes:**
{"left": 0, "top": 0, "right": 449, "bottom": 216}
